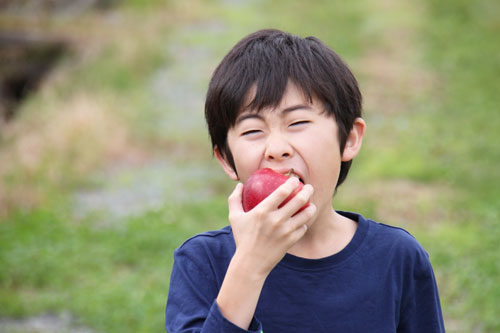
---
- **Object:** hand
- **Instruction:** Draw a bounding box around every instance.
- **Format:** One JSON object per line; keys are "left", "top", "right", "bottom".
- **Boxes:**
{"left": 227, "top": 177, "right": 317, "bottom": 278}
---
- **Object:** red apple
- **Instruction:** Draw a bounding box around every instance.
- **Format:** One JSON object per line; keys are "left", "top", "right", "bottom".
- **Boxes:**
{"left": 242, "top": 168, "right": 309, "bottom": 213}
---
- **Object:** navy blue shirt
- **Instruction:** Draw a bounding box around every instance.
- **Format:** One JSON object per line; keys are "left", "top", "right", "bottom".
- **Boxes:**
{"left": 166, "top": 211, "right": 445, "bottom": 332}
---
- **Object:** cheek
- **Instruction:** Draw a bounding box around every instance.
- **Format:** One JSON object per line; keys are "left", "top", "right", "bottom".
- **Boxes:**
{"left": 305, "top": 135, "right": 341, "bottom": 187}
{"left": 229, "top": 142, "right": 262, "bottom": 182}
{"left": 304, "top": 132, "right": 341, "bottom": 165}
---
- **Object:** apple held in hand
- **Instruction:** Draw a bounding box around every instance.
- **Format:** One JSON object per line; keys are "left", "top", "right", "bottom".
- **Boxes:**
{"left": 242, "top": 168, "right": 310, "bottom": 213}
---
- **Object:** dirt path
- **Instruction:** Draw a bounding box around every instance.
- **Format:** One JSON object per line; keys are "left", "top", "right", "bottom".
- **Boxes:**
{"left": 71, "top": 20, "right": 230, "bottom": 225}
{"left": 0, "top": 313, "right": 92, "bottom": 333}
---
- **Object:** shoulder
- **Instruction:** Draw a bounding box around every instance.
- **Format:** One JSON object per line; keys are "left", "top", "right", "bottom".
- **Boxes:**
{"left": 368, "top": 218, "right": 426, "bottom": 252}
{"left": 338, "top": 211, "right": 432, "bottom": 272}
{"left": 342, "top": 211, "right": 426, "bottom": 255}
{"left": 168, "top": 227, "right": 236, "bottom": 310}
{"left": 366, "top": 218, "right": 433, "bottom": 277}
{"left": 174, "top": 225, "right": 236, "bottom": 261}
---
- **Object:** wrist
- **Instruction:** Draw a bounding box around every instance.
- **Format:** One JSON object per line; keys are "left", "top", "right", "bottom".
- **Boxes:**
{"left": 230, "top": 249, "right": 271, "bottom": 283}
{"left": 216, "top": 252, "right": 267, "bottom": 330}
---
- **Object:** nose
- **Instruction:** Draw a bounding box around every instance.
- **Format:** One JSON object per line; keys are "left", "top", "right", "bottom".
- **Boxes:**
{"left": 265, "top": 133, "right": 293, "bottom": 162}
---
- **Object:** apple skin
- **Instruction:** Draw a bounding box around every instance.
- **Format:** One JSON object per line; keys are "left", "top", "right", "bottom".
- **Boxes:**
{"left": 242, "top": 168, "right": 309, "bottom": 213}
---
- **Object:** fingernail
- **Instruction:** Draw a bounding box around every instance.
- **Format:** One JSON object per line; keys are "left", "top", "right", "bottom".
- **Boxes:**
{"left": 308, "top": 204, "right": 317, "bottom": 213}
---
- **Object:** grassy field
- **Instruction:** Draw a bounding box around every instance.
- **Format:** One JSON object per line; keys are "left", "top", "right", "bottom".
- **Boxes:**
{"left": 0, "top": 0, "right": 499, "bottom": 332}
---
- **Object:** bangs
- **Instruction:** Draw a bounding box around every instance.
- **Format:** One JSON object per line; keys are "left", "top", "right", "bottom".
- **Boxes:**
{"left": 240, "top": 39, "right": 315, "bottom": 115}
{"left": 221, "top": 32, "right": 328, "bottom": 124}
{"left": 206, "top": 29, "right": 360, "bottom": 132}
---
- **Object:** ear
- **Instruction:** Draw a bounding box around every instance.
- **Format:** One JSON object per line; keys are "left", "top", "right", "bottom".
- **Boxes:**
{"left": 341, "top": 117, "right": 366, "bottom": 162}
{"left": 214, "top": 146, "right": 239, "bottom": 181}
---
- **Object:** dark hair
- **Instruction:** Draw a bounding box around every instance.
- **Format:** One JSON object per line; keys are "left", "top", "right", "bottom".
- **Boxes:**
{"left": 205, "top": 29, "right": 362, "bottom": 188}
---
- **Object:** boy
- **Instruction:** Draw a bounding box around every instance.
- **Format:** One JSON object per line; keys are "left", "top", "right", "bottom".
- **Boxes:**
{"left": 166, "top": 29, "right": 444, "bottom": 332}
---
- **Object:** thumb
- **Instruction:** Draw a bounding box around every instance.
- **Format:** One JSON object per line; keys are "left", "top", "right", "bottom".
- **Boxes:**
{"left": 227, "top": 182, "right": 244, "bottom": 213}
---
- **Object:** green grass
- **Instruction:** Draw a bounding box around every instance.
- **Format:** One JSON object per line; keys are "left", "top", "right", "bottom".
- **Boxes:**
{"left": 0, "top": 0, "right": 499, "bottom": 331}
{"left": 0, "top": 200, "right": 228, "bottom": 331}
{"left": 416, "top": 0, "right": 500, "bottom": 330}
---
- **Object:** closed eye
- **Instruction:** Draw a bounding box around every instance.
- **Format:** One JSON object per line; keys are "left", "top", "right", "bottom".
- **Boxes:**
{"left": 241, "top": 129, "right": 262, "bottom": 136}
{"left": 289, "top": 120, "right": 310, "bottom": 127}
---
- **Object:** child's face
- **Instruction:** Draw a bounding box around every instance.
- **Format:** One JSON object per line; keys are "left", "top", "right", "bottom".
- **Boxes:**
{"left": 217, "top": 82, "right": 354, "bottom": 211}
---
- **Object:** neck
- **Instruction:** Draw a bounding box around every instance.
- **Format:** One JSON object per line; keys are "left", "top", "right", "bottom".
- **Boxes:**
{"left": 287, "top": 207, "right": 357, "bottom": 259}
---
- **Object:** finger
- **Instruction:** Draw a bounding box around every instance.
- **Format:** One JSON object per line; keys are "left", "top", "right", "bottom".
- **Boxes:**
{"left": 260, "top": 177, "right": 301, "bottom": 210}
{"left": 289, "top": 221, "right": 310, "bottom": 244}
{"left": 289, "top": 203, "right": 317, "bottom": 233}
{"left": 279, "top": 184, "right": 314, "bottom": 217}
{"left": 228, "top": 182, "right": 244, "bottom": 213}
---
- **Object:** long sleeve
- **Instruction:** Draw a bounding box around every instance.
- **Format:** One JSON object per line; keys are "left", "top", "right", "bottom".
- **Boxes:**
{"left": 397, "top": 247, "right": 445, "bottom": 332}
{"left": 165, "top": 235, "right": 262, "bottom": 333}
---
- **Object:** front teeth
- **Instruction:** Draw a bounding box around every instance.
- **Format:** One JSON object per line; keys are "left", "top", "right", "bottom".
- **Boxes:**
{"left": 287, "top": 169, "right": 304, "bottom": 183}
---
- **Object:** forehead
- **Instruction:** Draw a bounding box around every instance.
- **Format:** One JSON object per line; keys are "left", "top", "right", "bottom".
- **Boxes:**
{"left": 234, "top": 84, "right": 330, "bottom": 129}
{"left": 239, "top": 81, "right": 314, "bottom": 115}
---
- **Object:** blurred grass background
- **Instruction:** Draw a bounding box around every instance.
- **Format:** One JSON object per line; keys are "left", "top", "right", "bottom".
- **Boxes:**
{"left": 0, "top": 0, "right": 498, "bottom": 332}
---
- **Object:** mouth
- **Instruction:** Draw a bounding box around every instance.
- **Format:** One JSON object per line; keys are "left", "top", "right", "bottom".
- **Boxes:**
{"left": 285, "top": 168, "right": 305, "bottom": 184}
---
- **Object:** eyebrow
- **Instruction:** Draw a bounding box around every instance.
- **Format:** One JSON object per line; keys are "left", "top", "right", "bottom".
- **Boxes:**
{"left": 235, "top": 104, "right": 313, "bottom": 125}
{"left": 235, "top": 113, "right": 263, "bottom": 125}
{"left": 282, "top": 104, "right": 313, "bottom": 113}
